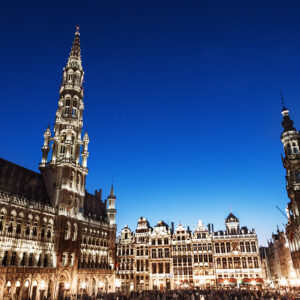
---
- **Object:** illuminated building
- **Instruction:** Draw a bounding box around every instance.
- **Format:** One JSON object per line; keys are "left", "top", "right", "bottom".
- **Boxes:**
{"left": 149, "top": 221, "right": 173, "bottom": 290}
{"left": 213, "top": 213, "right": 263, "bottom": 287}
{"left": 280, "top": 104, "right": 300, "bottom": 276}
{"left": 0, "top": 27, "right": 116, "bottom": 299}
{"left": 263, "top": 230, "right": 296, "bottom": 287}
{"left": 116, "top": 213, "right": 262, "bottom": 290}
{"left": 191, "top": 221, "right": 214, "bottom": 288}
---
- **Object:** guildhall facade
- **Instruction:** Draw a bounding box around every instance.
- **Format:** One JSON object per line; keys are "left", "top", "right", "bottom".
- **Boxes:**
{"left": 116, "top": 214, "right": 263, "bottom": 291}
{"left": 0, "top": 28, "right": 117, "bottom": 299}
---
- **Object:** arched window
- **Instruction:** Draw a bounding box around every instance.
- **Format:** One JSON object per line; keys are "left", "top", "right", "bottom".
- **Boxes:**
{"left": 287, "top": 143, "right": 292, "bottom": 155}
{"left": 65, "top": 99, "right": 70, "bottom": 106}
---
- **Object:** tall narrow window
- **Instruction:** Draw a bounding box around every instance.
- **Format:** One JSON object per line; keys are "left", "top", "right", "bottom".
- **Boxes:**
{"left": 2, "top": 251, "right": 8, "bottom": 266}
{"left": 64, "top": 107, "right": 70, "bottom": 115}
{"left": 254, "top": 257, "right": 259, "bottom": 268}
{"left": 28, "top": 253, "right": 33, "bottom": 266}
{"left": 11, "top": 252, "right": 16, "bottom": 266}
{"left": 72, "top": 108, "right": 77, "bottom": 118}
{"left": 251, "top": 241, "right": 257, "bottom": 252}
{"left": 60, "top": 146, "right": 65, "bottom": 155}
{"left": 246, "top": 242, "right": 251, "bottom": 252}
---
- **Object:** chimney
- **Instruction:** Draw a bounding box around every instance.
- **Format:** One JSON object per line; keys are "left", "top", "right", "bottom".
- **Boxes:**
{"left": 208, "top": 223, "right": 211, "bottom": 232}
{"left": 212, "top": 223, "right": 214, "bottom": 232}
{"left": 171, "top": 222, "right": 174, "bottom": 234}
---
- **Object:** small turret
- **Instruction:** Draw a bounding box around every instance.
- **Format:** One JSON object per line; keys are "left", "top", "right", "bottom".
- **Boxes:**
{"left": 40, "top": 126, "right": 52, "bottom": 166}
{"left": 81, "top": 131, "right": 89, "bottom": 168}
{"left": 280, "top": 96, "right": 300, "bottom": 157}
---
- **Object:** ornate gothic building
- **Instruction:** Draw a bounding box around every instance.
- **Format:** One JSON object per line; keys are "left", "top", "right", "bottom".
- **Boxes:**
{"left": 281, "top": 104, "right": 300, "bottom": 275}
{"left": 0, "top": 27, "right": 117, "bottom": 300}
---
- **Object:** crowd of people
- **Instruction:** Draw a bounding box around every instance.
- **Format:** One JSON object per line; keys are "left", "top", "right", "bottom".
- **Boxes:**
{"left": 69, "top": 288, "right": 300, "bottom": 300}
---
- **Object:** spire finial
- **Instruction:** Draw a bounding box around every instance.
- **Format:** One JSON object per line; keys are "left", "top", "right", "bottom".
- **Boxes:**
{"left": 229, "top": 206, "right": 232, "bottom": 214}
{"left": 110, "top": 184, "right": 114, "bottom": 196}
{"left": 76, "top": 25, "right": 80, "bottom": 35}
{"left": 280, "top": 90, "right": 285, "bottom": 108}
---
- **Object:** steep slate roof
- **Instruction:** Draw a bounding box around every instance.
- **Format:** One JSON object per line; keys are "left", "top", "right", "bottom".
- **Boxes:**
{"left": 0, "top": 158, "right": 50, "bottom": 205}
{"left": 84, "top": 192, "right": 107, "bottom": 221}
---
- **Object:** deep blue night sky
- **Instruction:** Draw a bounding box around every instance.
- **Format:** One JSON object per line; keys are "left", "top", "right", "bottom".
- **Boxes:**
{"left": 1, "top": 0, "right": 300, "bottom": 245}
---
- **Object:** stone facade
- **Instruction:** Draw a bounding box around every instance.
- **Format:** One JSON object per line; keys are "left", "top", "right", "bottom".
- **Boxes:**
{"left": 116, "top": 214, "right": 263, "bottom": 291}
{"left": 0, "top": 27, "right": 116, "bottom": 300}
{"left": 261, "top": 231, "right": 297, "bottom": 288}
{"left": 281, "top": 104, "right": 300, "bottom": 276}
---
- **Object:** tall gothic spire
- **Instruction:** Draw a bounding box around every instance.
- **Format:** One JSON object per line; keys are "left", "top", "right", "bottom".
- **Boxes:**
{"left": 68, "top": 25, "right": 82, "bottom": 64}
{"left": 40, "top": 27, "right": 88, "bottom": 212}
